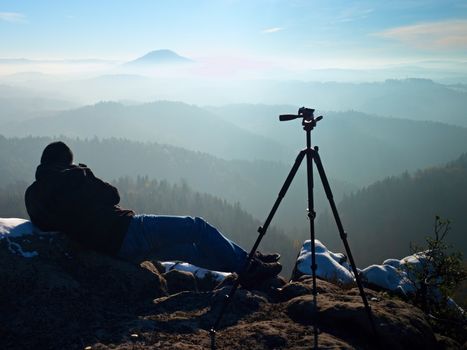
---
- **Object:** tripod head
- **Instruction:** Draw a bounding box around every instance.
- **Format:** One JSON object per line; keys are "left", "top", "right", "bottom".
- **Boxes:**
{"left": 279, "top": 107, "right": 323, "bottom": 131}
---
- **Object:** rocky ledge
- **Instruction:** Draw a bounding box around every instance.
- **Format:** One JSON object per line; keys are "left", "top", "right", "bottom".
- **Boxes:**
{"left": 0, "top": 219, "right": 462, "bottom": 349}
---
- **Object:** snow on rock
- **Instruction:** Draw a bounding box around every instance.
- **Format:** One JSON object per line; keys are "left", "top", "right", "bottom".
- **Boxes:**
{"left": 361, "top": 252, "right": 443, "bottom": 298}
{"left": 361, "top": 252, "right": 465, "bottom": 318}
{"left": 0, "top": 218, "right": 35, "bottom": 237}
{"left": 0, "top": 218, "right": 229, "bottom": 280}
{"left": 360, "top": 253, "right": 430, "bottom": 296}
{"left": 161, "top": 261, "right": 231, "bottom": 282}
{"left": 360, "top": 262, "right": 414, "bottom": 296}
{"left": 447, "top": 297, "right": 466, "bottom": 318}
{"left": 295, "top": 239, "right": 355, "bottom": 285}
{"left": 0, "top": 218, "right": 42, "bottom": 258}
{"left": 0, "top": 218, "right": 231, "bottom": 280}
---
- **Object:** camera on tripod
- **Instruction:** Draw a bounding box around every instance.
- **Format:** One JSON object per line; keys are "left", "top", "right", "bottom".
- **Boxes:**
{"left": 210, "top": 106, "right": 376, "bottom": 350}
{"left": 279, "top": 107, "right": 323, "bottom": 129}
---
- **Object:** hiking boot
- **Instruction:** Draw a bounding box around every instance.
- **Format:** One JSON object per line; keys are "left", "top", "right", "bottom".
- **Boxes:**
{"left": 239, "top": 258, "right": 282, "bottom": 289}
{"left": 254, "top": 251, "right": 281, "bottom": 263}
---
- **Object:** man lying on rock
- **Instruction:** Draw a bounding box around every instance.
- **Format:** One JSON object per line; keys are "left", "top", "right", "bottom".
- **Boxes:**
{"left": 25, "top": 141, "right": 282, "bottom": 287}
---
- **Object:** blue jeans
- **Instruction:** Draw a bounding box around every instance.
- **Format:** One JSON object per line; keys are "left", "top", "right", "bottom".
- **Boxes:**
{"left": 118, "top": 215, "right": 248, "bottom": 273}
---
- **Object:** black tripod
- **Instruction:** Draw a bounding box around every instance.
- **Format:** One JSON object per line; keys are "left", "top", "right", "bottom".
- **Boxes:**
{"left": 209, "top": 107, "right": 377, "bottom": 349}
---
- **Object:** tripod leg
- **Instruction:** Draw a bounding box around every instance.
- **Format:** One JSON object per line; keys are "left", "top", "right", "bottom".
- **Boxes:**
{"left": 209, "top": 150, "right": 307, "bottom": 340}
{"left": 312, "top": 147, "right": 378, "bottom": 336}
{"left": 305, "top": 148, "right": 319, "bottom": 349}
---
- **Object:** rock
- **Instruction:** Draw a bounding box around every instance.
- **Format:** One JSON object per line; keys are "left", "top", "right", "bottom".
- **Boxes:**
{"left": 140, "top": 260, "right": 168, "bottom": 291}
{"left": 291, "top": 239, "right": 355, "bottom": 285}
{"left": 164, "top": 269, "right": 198, "bottom": 294}
{"left": 214, "top": 272, "right": 238, "bottom": 289}
{"left": 211, "top": 286, "right": 268, "bottom": 309}
{"left": 151, "top": 260, "right": 167, "bottom": 275}
{"left": 0, "top": 220, "right": 446, "bottom": 349}
{"left": 435, "top": 333, "right": 461, "bottom": 349}
{"left": 160, "top": 261, "right": 231, "bottom": 291}
{"left": 286, "top": 284, "right": 439, "bottom": 350}
{"left": 0, "top": 228, "right": 167, "bottom": 349}
{"left": 278, "top": 281, "right": 313, "bottom": 301}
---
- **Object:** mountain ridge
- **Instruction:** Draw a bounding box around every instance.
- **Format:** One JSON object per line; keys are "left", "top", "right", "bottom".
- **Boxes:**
{"left": 125, "top": 49, "right": 193, "bottom": 66}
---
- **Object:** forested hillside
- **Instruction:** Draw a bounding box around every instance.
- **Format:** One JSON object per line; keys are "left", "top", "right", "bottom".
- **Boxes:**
{"left": 317, "top": 153, "right": 467, "bottom": 266}
{"left": 0, "top": 176, "right": 298, "bottom": 275}
{"left": 1, "top": 100, "right": 293, "bottom": 162}
{"left": 4, "top": 98, "right": 467, "bottom": 188}
{"left": 210, "top": 105, "right": 467, "bottom": 186}
{"left": 115, "top": 176, "right": 298, "bottom": 271}
{"left": 0, "top": 135, "right": 353, "bottom": 232}
{"left": 0, "top": 181, "right": 28, "bottom": 218}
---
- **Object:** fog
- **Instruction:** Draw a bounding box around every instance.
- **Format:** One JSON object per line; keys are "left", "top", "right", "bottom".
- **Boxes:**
{"left": 1, "top": 51, "right": 467, "bottom": 107}
{"left": 1, "top": 49, "right": 467, "bottom": 266}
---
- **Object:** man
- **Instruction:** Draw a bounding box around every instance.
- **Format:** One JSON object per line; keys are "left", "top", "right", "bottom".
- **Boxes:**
{"left": 25, "top": 141, "right": 281, "bottom": 284}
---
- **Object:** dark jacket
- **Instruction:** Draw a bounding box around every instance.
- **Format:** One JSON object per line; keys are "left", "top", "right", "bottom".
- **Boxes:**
{"left": 25, "top": 162, "right": 134, "bottom": 255}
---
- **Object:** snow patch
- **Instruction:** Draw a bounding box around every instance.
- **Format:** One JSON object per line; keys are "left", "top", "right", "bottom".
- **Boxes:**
{"left": 296, "top": 239, "right": 355, "bottom": 285}
{"left": 0, "top": 218, "right": 35, "bottom": 237}
{"left": 161, "top": 261, "right": 231, "bottom": 282}
{"left": 361, "top": 252, "right": 465, "bottom": 317}
{"left": 360, "top": 252, "right": 431, "bottom": 296}
{"left": 360, "top": 263, "right": 415, "bottom": 295}
{"left": 0, "top": 218, "right": 40, "bottom": 258}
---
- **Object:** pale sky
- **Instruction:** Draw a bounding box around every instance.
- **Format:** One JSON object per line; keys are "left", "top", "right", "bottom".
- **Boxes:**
{"left": 1, "top": 0, "right": 467, "bottom": 72}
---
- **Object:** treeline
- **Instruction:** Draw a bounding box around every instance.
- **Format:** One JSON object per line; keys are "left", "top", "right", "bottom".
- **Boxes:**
{"left": 0, "top": 134, "right": 351, "bottom": 232}
{"left": 0, "top": 176, "right": 299, "bottom": 276}
{"left": 0, "top": 181, "right": 28, "bottom": 218}
{"left": 212, "top": 105, "right": 467, "bottom": 186}
{"left": 3, "top": 134, "right": 466, "bottom": 271}
{"left": 317, "top": 153, "right": 467, "bottom": 266}
{"left": 7, "top": 98, "right": 467, "bottom": 189}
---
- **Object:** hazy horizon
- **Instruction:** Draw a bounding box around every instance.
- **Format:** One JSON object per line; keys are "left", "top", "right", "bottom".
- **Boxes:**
{"left": 1, "top": 0, "right": 467, "bottom": 83}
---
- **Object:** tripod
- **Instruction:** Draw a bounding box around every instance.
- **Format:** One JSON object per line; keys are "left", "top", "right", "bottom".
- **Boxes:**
{"left": 209, "top": 107, "right": 377, "bottom": 349}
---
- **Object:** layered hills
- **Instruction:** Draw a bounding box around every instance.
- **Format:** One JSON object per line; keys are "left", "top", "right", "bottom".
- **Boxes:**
{"left": 317, "top": 153, "right": 467, "bottom": 266}
{"left": 1, "top": 101, "right": 293, "bottom": 163}
{"left": 210, "top": 105, "right": 467, "bottom": 186}
{"left": 3, "top": 100, "right": 467, "bottom": 187}
{"left": 0, "top": 135, "right": 350, "bottom": 233}
{"left": 210, "top": 79, "right": 467, "bottom": 127}
{"left": 2, "top": 134, "right": 467, "bottom": 269}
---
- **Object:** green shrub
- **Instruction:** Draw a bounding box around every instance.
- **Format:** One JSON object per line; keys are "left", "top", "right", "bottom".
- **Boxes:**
{"left": 402, "top": 216, "right": 466, "bottom": 342}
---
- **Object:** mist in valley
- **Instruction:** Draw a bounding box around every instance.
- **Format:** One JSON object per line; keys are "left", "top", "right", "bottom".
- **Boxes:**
{"left": 1, "top": 1, "right": 467, "bottom": 276}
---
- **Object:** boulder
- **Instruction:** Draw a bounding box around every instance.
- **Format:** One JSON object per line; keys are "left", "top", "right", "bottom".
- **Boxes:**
{"left": 291, "top": 239, "right": 355, "bottom": 285}
{"left": 160, "top": 261, "right": 231, "bottom": 291}
{"left": 163, "top": 269, "right": 198, "bottom": 294}
{"left": 286, "top": 280, "right": 438, "bottom": 350}
{"left": 0, "top": 218, "right": 167, "bottom": 349}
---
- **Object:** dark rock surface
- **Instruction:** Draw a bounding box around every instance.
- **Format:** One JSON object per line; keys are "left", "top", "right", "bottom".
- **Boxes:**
{"left": 164, "top": 269, "right": 198, "bottom": 294}
{"left": 0, "top": 232, "right": 167, "bottom": 349}
{"left": 0, "top": 231, "right": 451, "bottom": 349}
{"left": 286, "top": 279, "right": 437, "bottom": 350}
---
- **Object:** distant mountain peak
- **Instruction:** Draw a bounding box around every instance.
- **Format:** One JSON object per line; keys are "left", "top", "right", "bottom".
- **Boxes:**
{"left": 126, "top": 49, "right": 193, "bottom": 66}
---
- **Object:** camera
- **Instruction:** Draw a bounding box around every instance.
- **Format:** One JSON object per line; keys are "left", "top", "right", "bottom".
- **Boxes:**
{"left": 279, "top": 107, "right": 322, "bottom": 130}
{"left": 298, "top": 107, "right": 315, "bottom": 120}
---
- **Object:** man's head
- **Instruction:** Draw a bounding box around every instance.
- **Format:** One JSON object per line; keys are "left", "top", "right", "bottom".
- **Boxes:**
{"left": 40, "top": 141, "right": 73, "bottom": 165}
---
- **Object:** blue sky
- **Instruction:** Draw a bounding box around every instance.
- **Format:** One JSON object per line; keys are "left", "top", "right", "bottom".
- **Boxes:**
{"left": 1, "top": 0, "right": 467, "bottom": 70}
